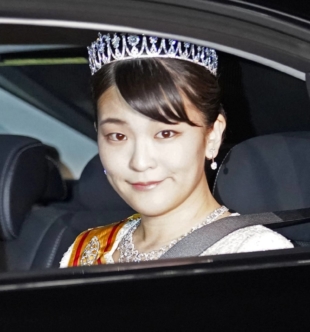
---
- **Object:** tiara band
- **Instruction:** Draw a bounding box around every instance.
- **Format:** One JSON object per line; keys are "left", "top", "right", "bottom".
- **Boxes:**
{"left": 88, "top": 33, "right": 218, "bottom": 76}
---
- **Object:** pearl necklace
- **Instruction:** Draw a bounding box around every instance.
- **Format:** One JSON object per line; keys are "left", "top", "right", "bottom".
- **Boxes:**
{"left": 117, "top": 206, "right": 228, "bottom": 263}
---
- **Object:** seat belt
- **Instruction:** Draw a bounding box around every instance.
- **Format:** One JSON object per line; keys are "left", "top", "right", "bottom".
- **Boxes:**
{"left": 160, "top": 208, "right": 310, "bottom": 259}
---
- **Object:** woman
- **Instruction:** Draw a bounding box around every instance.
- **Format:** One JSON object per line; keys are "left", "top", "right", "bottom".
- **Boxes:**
{"left": 60, "top": 33, "right": 292, "bottom": 267}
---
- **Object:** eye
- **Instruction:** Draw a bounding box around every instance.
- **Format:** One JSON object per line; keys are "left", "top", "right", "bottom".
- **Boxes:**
{"left": 107, "top": 133, "right": 127, "bottom": 141}
{"left": 156, "top": 130, "right": 177, "bottom": 139}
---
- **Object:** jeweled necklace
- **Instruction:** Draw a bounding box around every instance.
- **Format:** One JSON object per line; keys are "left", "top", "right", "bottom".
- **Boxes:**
{"left": 117, "top": 205, "right": 228, "bottom": 263}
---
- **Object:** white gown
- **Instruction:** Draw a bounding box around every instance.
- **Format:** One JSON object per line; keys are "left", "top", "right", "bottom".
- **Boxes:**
{"left": 60, "top": 213, "right": 293, "bottom": 267}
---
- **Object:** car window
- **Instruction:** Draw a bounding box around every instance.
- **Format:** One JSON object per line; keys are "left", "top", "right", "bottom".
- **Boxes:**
{"left": 0, "top": 46, "right": 97, "bottom": 178}
{"left": 0, "top": 23, "right": 309, "bottom": 275}
{"left": 1, "top": 2, "right": 310, "bottom": 327}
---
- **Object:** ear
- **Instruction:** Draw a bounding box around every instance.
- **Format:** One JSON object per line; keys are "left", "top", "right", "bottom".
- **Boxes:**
{"left": 205, "top": 114, "right": 226, "bottom": 159}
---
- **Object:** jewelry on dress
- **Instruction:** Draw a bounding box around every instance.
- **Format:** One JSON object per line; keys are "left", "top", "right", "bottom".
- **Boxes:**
{"left": 210, "top": 148, "right": 217, "bottom": 170}
{"left": 88, "top": 32, "right": 218, "bottom": 76}
{"left": 117, "top": 205, "right": 228, "bottom": 263}
{"left": 80, "top": 236, "right": 100, "bottom": 266}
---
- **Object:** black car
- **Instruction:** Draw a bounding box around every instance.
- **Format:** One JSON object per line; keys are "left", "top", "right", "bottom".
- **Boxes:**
{"left": 0, "top": 0, "right": 310, "bottom": 329}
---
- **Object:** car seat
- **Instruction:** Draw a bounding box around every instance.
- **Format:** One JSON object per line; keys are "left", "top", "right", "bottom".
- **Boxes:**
{"left": 0, "top": 137, "right": 136, "bottom": 271}
{"left": 213, "top": 132, "right": 310, "bottom": 245}
{"left": 213, "top": 132, "right": 310, "bottom": 213}
{"left": 0, "top": 135, "right": 68, "bottom": 271}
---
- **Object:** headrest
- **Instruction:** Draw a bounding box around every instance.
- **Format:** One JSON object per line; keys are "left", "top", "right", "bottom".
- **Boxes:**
{"left": 213, "top": 132, "right": 310, "bottom": 214}
{"left": 0, "top": 135, "right": 66, "bottom": 240}
{"left": 78, "top": 154, "right": 134, "bottom": 212}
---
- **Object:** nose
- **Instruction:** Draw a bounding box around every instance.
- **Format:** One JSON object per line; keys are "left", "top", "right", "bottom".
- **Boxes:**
{"left": 129, "top": 139, "right": 157, "bottom": 172}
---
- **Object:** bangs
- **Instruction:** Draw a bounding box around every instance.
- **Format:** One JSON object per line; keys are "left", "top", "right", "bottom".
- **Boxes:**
{"left": 113, "top": 58, "right": 197, "bottom": 126}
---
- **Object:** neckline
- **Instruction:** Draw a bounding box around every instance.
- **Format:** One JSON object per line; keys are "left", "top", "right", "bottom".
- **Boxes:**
{"left": 117, "top": 206, "right": 228, "bottom": 263}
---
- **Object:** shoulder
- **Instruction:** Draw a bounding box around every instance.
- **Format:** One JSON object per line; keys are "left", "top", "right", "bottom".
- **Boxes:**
{"left": 231, "top": 225, "right": 294, "bottom": 252}
{"left": 202, "top": 225, "right": 293, "bottom": 256}
{"left": 59, "top": 213, "right": 140, "bottom": 268}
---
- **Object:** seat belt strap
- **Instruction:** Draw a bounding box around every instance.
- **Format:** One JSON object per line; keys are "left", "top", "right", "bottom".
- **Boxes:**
{"left": 160, "top": 209, "right": 310, "bottom": 259}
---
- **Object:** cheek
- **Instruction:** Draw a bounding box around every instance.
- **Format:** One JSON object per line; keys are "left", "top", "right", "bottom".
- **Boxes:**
{"left": 159, "top": 136, "right": 205, "bottom": 173}
{"left": 97, "top": 138, "right": 134, "bottom": 189}
{"left": 97, "top": 136, "right": 108, "bottom": 167}
{"left": 97, "top": 140, "right": 128, "bottom": 197}
{"left": 97, "top": 137, "right": 124, "bottom": 173}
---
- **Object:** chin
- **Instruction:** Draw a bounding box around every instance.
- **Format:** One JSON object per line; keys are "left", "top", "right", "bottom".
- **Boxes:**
{"left": 124, "top": 195, "right": 178, "bottom": 217}
{"left": 132, "top": 206, "right": 171, "bottom": 217}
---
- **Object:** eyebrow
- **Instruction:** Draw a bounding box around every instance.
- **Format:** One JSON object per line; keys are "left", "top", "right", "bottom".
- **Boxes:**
{"left": 99, "top": 118, "right": 127, "bottom": 126}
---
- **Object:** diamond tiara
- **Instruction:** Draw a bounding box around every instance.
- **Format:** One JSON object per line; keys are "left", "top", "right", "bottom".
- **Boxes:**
{"left": 88, "top": 32, "right": 218, "bottom": 76}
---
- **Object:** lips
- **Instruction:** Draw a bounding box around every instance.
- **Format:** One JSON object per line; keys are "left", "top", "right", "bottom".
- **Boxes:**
{"left": 131, "top": 180, "right": 163, "bottom": 191}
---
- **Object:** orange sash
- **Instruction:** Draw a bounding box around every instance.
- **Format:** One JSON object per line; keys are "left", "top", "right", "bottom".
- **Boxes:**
{"left": 68, "top": 214, "right": 140, "bottom": 266}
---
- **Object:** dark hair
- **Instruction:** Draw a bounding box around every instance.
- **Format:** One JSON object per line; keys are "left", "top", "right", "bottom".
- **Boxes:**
{"left": 91, "top": 57, "right": 224, "bottom": 129}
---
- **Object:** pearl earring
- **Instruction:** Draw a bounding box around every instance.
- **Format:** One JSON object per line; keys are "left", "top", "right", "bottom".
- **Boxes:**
{"left": 210, "top": 148, "right": 217, "bottom": 170}
{"left": 104, "top": 169, "right": 107, "bottom": 175}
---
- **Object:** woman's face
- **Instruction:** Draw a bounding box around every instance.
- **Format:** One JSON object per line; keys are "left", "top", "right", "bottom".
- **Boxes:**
{"left": 97, "top": 87, "right": 212, "bottom": 217}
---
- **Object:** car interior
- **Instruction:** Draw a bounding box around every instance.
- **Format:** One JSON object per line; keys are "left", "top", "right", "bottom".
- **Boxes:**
{"left": 0, "top": 26, "right": 310, "bottom": 272}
